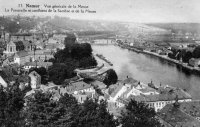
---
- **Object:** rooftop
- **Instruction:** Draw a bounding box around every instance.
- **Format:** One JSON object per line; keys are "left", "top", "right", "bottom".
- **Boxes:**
{"left": 65, "top": 81, "right": 92, "bottom": 94}
{"left": 14, "top": 51, "right": 29, "bottom": 58}
{"left": 127, "top": 87, "right": 191, "bottom": 103}
{"left": 179, "top": 100, "right": 200, "bottom": 118}
{"left": 110, "top": 82, "right": 124, "bottom": 98}
{"left": 89, "top": 80, "right": 107, "bottom": 89}
{"left": 158, "top": 103, "right": 200, "bottom": 127}
{"left": 24, "top": 61, "right": 53, "bottom": 67}
{"left": 121, "top": 77, "right": 138, "bottom": 86}
{"left": 139, "top": 86, "right": 158, "bottom": 93}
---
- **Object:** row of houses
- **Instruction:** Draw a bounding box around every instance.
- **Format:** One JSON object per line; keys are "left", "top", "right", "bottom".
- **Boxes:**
{"left": 106, "top": 77, "right": 192, "bottom": 112}
{"left": 8, "top": 71, "right": 198, "bottom": 127}
{"left": 0, "top": 70, "right": 41, "bottom": 89}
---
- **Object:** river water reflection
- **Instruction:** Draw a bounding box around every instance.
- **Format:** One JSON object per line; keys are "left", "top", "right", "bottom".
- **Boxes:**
{"left": 92, "top": 45, "right": 200, "bottom": 99}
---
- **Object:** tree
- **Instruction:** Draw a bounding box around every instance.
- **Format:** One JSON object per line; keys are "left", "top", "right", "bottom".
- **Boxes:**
{"left": 182, "top": 51, "right": 193, "bottom": 63}
{"left": 56, "top": 93, "right": 80, "bottom": 126}
{"left": 24, "top": 91, "right": 65, "bottom": 127}
{"left": 53, "top": 37, "right": 97, "bottom": 70}
{"left": 78, "top": 57, "right": 97, "bottom": 68}
{"left": 103, "top": 69, "right": 118, "bottom": 87}
{"left": 168, "top": 48, "right": 178, "bottom": 59}
{"left": 54, "top": 48, "right": 71, "bottom": 63}
{"left": 193, "top": 46, "right": 200, "bottom": 58}
{"left": 59, "top": 93, "right": 78, "bottom": 108}
{"left": 24, "top": 91, "right": 80, "bottom": 127}
{"left": 76, "top": 99, "right": 118, "bottom": 127}
{"left": 71, "top": 43, "right": 93, "bottom": 59}
{"left": 48, "top": 63, "right": 76, "bottom": 85}
{"left": 0, "top": 82, "right": 25, "bottom": 127}
{"left": 119, "top": 99, "right": 161, "bottom": 127}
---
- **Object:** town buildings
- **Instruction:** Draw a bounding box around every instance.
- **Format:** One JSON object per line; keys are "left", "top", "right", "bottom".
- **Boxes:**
{"left": 1, "top": 33, "right": 58, "bottom": 70}
{"left": 106, "top": 77, "right": 192, "bottom": 112}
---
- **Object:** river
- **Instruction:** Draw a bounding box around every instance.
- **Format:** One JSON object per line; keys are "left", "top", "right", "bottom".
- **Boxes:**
{"left": 92, "top": 45, "right": 200, "bottom": 99}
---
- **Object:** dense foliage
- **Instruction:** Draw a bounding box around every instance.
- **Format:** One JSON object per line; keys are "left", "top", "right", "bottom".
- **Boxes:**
{"left": 0, "top": 84, "right": 164, "bottom": 127}
{"left": 168, "top": 46, "right": 200, "bottom": 63}
{"left": 24, "top": 91, "right": 117, "bottom": 127}
{"left": 50, "top": 34, "right": 97, "bottom": 85}
{"left": 24, "top": 91, "right": 65, "bottom": 126}
{"left": 76, "top": 99, "right": 118, "bottom": 127}
{"left": 0, "top": 83, "right": 25, "bottom": 127}
{"left": 120, "top": 99, "right": 161, "bottom": 127}
{"left": 48, "top": 63, "right": 76, "bottom": 85}
{"left": 103, "top": 69, "right": 118, "bottom": 87}
{"left": 192, "top": 46, "right": 200, "bottom": 58}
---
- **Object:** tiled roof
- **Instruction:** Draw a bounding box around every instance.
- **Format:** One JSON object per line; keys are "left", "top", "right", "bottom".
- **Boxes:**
{"left": 28, "top": 50, "right": 53, "bottom": 55}
{"left": 90, "top": 80, "right": 107, "bottom": 89}
{"left": 139, "top": 86, "right": 157, "bottom": 93}
{"left": 14, "top": 51, "right": 28, "bottom": 58}
{"left": 22, "top": 40, "right": 32, "bottom": 47}
{"left": 158, "top": 104, "right": 200, "bottom": 127}
{"left": 120, "top": 88, "right": 132, "bottom": 98}
{"left": 109, "top": 78, "right": 141, "bottom": 98}
{"left": 117, "top": 97, "right": 129, "bottom": 105}
{"left": 127, "top": 88, "right": 191, "bottom": 102}
{"left": 110, "top": 83, "right": 124, "bottom": 98}
{"left": 179, "top": 100, "right": 200, "bottom": 118}
{"left": 121, "top": 77, "right": 138, "bottom": 86}
{"left": 65, "top": 81, "right": 92, "bottom": 94}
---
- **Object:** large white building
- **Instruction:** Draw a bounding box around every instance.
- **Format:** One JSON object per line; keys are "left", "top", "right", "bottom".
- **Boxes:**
{"left": 107, "top": 77, "right": 192, "bottom": 112}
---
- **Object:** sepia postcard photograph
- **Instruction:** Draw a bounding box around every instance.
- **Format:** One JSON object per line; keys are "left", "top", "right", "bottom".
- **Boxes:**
{"left": 0, "top": 0, "right": 200, "bottom": 126}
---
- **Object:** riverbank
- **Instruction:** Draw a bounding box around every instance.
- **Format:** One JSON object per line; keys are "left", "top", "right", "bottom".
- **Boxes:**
{"left": 117, "top": 42, "right": 200, "bottom": 73}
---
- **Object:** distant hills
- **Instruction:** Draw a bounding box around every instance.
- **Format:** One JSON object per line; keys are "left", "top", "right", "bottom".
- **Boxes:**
{"left": 146, "top": 23, "right": 200, "bottom": 34}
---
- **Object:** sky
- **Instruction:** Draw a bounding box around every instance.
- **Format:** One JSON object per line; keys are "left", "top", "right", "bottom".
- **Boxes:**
{"left": 0, "top": 0, "right": 200, "bottom": 23}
